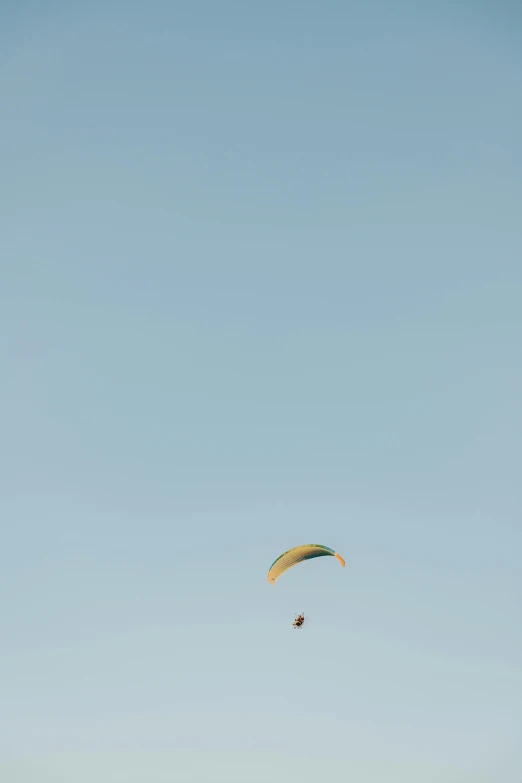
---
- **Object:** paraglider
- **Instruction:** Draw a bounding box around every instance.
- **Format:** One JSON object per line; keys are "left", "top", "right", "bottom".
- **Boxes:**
{"left": 267, "top": 544, "right": 345, "bottom": 630}
{"left": 293, "top": 612, "right": 308, "bottom": 629}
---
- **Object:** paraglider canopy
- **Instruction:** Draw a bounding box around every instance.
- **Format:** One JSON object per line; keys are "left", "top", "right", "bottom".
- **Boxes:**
{"left": 267, "top": 543, "right": 345, "bottom": 585}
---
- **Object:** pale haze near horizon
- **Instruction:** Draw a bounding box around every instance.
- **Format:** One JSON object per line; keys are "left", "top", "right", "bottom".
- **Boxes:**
{"left": 1, "top": 3, "right": 521, "bottom": 781}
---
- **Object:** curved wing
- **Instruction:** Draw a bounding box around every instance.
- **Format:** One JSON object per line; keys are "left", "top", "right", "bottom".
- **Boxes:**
{"left": 267, "top": 544, "right": 345, "bottom": 584}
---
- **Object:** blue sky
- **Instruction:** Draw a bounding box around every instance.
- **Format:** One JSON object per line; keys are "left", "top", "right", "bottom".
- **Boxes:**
{"left": 1, "top": 3, "right": 521, "bottom": 781}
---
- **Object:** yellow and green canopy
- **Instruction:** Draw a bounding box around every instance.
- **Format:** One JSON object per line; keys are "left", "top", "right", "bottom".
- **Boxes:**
{"left": 268, "top": 544, "right": 345, "bottom": 584}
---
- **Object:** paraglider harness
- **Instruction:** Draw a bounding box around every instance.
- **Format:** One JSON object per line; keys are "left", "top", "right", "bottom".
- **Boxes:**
{"left": 293, "top": 613, "right": 306, "bottom": 629}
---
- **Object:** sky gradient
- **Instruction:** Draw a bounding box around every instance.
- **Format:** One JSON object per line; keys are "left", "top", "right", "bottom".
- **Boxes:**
{"left": 1, "top": 3, "right": 521, "bottom": 781}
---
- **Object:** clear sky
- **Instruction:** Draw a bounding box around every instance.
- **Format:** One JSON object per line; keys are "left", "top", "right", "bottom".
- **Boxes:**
{"left": 1, "top": 3, "right": 521, "bottom": 781}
